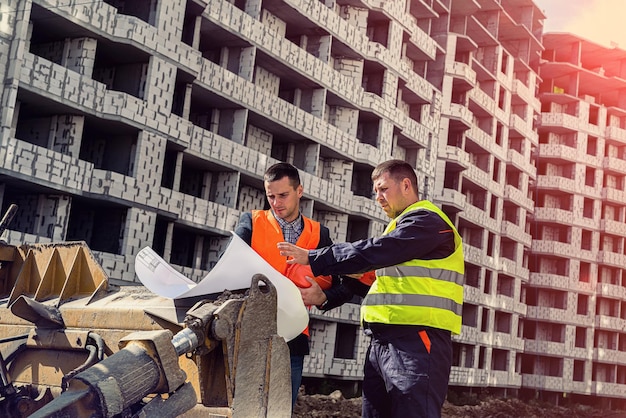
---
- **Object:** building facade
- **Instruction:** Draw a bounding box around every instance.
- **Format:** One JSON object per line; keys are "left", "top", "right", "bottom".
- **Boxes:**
{"left": 0, "top": 0, "right": 625, "bottom": 409}
{"left": 528, "top": 33, "right": 626, "bottom": 407}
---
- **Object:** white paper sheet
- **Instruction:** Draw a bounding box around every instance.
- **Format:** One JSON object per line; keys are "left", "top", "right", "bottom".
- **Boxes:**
{"left": 135, "top": 231, "right": 308, "bottom": 341}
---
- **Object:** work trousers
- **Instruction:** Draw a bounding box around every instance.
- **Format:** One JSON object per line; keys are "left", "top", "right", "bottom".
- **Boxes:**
{"left": 290, "top": 354, "right": 304, "bottom": 407}
{"left": 362, "top": 324, "right": 452, "bottom": 418}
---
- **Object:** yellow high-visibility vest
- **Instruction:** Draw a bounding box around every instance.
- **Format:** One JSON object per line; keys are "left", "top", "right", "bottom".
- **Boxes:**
{"left": 361, "top": 201, "right": 464, "bottom": 335}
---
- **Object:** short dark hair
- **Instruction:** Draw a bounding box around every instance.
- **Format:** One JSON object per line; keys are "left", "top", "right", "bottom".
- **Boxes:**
{"left": 371, "top": 159, "right": 418, "bottom": 193}
{"left": 264, "top": 162, "right": 301, "bottom": 188}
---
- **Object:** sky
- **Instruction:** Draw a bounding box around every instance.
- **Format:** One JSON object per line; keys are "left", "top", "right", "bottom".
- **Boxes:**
{"left": 533, "top": 0, "right": 626, "bottom": 48}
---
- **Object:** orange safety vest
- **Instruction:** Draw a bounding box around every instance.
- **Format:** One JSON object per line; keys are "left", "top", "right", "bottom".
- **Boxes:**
{"left": 250, "top": 210, "right": 331, "bottom": 336}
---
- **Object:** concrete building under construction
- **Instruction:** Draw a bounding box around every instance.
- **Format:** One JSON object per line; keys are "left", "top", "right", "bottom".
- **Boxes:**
{"left": 0, "top": 0, "right": 625, "bottom": 409}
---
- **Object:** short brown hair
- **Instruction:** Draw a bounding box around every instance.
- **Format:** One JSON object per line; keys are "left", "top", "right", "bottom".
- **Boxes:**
{"left": 371, "top": 159, "right": 418, "bottom": 193}
{"left": 264, "top": 162, "right": 301, "bottom": 188}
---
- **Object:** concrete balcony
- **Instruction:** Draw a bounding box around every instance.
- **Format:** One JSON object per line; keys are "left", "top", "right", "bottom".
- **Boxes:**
{"left": 596, "top": 282, "right": 626, "bottom": 299}
{"left": 601, "top": 187, "right": 626, "bottom": 204}
{"left": 445, "top": 102, "right": 473, "bottom": 130}
{"left": 538, "top": 143, "right": 578, "bottom": 162}
{"left": 568, "top": 381, "right": 594, "bottom": 395}
{"left": 436, "top": 188, "right": 466, "bottom": 210}
{"left": 593, "top": 347, "right": 626, "bottom": 365}
{"left": 605, "top": 125, "right": 626, "bottom": 142}
{"left": 405, "top": 19, "right": 438, "bottom": 61}
{"left": 466, "top": 127, "right": 507, "bottom": 160}
{"left": 497, "top": 257, "right": 529, "bottom": 282}
{"left": 503, "top": 185, "right": 534, "bottom": 211}
{"left": 509, "top": 113, "right": 534, "bottom": 140}
{"left": 595, "top": 315, "right": 626, "bottom": 333}
{"left": 572, "top": 214, "right": 600, "bottom": 231}
{"left": 469, "top": 87, "right": 496, "bottom": 116}
{"left": 465, "top": 165, "right": 491, "bottom": 190}
{"left": 356, "top": 142, "right": 386, "bottom": 167}
{"left": 592, "top": 381, "right": 626, "bottom": 398}
{"left": 531, "top": 239, "right": 578, "bottom": 258}
{"left": 597, "top": 250, "right": 626, "bottom": 268}
{"left": 600, "top": 218, "right": 626, "bottom": 235}
{"left": 463, "top": 286, "right": 490, "bottom": 306}
{"left": 526, "top": 306, "right": 583, "bottom": 325}
{"left": 488, "top": 331, "right": 524, "bottom": 351}
{"left": 529, "top": 272, "right": 572, "bottom": 291}
{"left": 485, "top": 370, "right": 522, "bottom": 390}
{"left": 507, "top": 149, "right": 536, "bottom": 176}
{"left": 501, "top": 220, "right": 532, "bottom": 246}
{"left": 533, "top": 207, "right": 572, "bottom": 225}
{"left": 446, "top": 61, "right": 477, "bottom": 92}
{"left": 603, "top": 156, "right": 626, "bottom": 174}
{"left": 524, "top": 340, "right": 569, "bottom": 357}
{"left": 449, "top": 367, "right": 489, "bottom": 387}
{"left": 462, "top": 204, "right": 498, "bottom": 232}
{"left": 580, "top": 121, "right": 602, "bottom": 137}
{"left": 463, "top": 243, "right": 489, "bottom": 267}
{"left": 512, "top": 79, "right": 541, "bottom": 110}
{"left": 522, "top": 374, "right": 571, "bottom": 392}
{"left": 351, "top": 195, "right": 386, "bottom": 221}
{"left": 442, "top": 146, "right": 470, "bottom": 170}
{"left": 404, "top": 70, "right": 435, "bottom": 104}
{"left": 537, "top": 175, "right": 576, "bottom": 194}
{"left": 540, "top": 112, "right": 580, "bottom": 133}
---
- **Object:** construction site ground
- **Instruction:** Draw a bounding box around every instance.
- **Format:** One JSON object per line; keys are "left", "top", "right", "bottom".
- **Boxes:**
{"left": 293, "top": 391, "right": 626, "bottom": 418}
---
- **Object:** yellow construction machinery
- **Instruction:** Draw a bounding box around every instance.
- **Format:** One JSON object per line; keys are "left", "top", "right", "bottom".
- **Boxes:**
{"left": 0, "top": 208, "right": 292, "bottom": 417}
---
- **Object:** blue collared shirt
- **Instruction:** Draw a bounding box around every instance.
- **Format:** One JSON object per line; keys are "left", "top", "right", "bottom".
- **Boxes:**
{"left": 275, "top": 212, "right": 304, "bottom": 244}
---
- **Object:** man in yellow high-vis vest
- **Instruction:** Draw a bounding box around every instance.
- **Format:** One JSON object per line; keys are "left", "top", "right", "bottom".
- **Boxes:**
{"left": 278, "top": 159, "right": 464, "bottom": 418}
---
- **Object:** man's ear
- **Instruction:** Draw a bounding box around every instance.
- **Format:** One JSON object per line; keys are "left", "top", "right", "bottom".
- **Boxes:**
{"left": 297, "top": 184, "right": 304, "bottom": 198}
{"left": 402, "top": 178, "right": 411, "bottom": 194}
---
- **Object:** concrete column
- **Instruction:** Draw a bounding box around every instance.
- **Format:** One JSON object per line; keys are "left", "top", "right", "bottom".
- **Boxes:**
{"left": 35, "top": 195, "right": 71, "bottom": 241}
{"left": 144, "top": 56, "right": 176, "bottom": 118}
{"left": 239, "top": 46, "right": 256, "bottom": 81}
{"left": 119, "top": 208, "right": 157, "bottom": 259}
{"left": 328, "top": 106, "right": 358, "bottom": 137}
{"left": 230, "top": 109, "right": 249, "bottom": 144}
{"left": 246, "top": 124, "right": 273, "bottom": 154}
{"left": 173, "top": 151, "right": 183, "bottom": 192}
{"left": 193, "top": 235, "right": 204, "bottom": 269}
{"left": 134, "top": 131, "right": 167, "bottom": 190}
{"left": 316, "top": 211, "right": 348, "bottom": 242}
{"left": 153, "top": 0, "right": 186, "bottom": 41}
{"left": 321, "top": 158, "right": 353, "bottom": 190}
{"left": 50, "top": 114, "right": 84, "bottom": 157}
{"left": 213, "top": 171, "right": 240, "bottom": 208}
{"left": 294, "top": 142, "right": 320, "bottom": 176}
{"left": 63, "top": 37, "right": 97, "bottom": 77}
{"left": 163, "top": 221, "right": 175, "bottom": 262}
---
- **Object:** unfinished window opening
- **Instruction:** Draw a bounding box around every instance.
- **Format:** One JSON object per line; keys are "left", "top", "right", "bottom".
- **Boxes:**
{"left": 66, "top": 198, "right": 127, "bottom": 255}
{"left": 356, "top": 113, "right": 381, "bottom": 147}
{"left": 494, "top": 312, "right": 511, "bottom": 334}
{"left": 334, "top": 322, "right": 358, "bottom": 360}
{"left": 497, "top": 274, "right": 515, "bottom": 298}
{"left": 80, "top": 119, "right": 139, "bottom": 176}
{"left": 464, "top": 265, "right": 481, "bottom": 288}
{"left": 462, "top": 303, "right": 478, "bottom": 327}
{"left": 103, "top": 0, "right": 156, "bottom": 25}
{"left": 491, "top": 349, "right": 508, "bottom": 371}
{"left": 362, "top": 61, "right": 385, "bottom": 97}
{"left": 575, "top": 327, "right": 587, "bottom": 348}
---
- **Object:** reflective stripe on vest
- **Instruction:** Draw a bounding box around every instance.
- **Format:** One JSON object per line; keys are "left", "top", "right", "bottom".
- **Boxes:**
{"left": 363, "top": 294, "right": 462, "bottom": 316}
{"left": 375, "top": 265, "right": 464, "bottom": 286}
{"left": 361, "top": 200, "right": 464, "bottom": 335}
